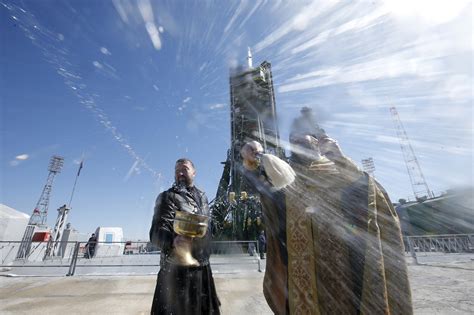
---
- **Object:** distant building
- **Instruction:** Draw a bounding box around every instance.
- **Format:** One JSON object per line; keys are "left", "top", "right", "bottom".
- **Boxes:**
{"left": 1, "top": 204, "right": 30, "bottom": 264}
{"left": 93, "top": 227, "right": 124, "bottom": 257}
{"left": 0, "top": 204, "right": 30, "bottom": 241}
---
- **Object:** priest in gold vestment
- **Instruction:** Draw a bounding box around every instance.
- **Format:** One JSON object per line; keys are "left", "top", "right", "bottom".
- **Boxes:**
{"left": 241, "top": 135, "right": 413, "bottom": 315}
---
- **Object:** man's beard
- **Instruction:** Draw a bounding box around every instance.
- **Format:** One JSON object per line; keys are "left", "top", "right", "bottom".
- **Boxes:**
{"left": 176, "top": 176, "right": 192, "bottom": 188}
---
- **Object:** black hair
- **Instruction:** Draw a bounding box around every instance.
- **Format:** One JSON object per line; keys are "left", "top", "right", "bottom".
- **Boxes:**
{"left": 175, "top": 158, "right": 195, "bottom": 168}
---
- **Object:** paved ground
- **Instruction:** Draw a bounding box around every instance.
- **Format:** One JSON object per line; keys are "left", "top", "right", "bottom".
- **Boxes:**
{"left": 408, "top": 263, "right": 474, "bottom": 314}
{"left": 0, "top": 273, "right": 271, "bottom": 315}
{"left": 0, "top": 258, "right": 472, "bottom": 314}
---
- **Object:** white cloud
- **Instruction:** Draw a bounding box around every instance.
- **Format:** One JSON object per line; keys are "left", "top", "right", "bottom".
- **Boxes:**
{"left": 9, "top": 154, "right": 29, "bottom": 167}
{"left": 278, "top": 51, "right": 447, "bottom": 93}
{"left": 223, "top": 1, "right": 247, "bottom": 33}
{"left": 383, "top": 0, "right": 470, "bottom": 25}
{"left": 291, "top": 8, "right": 389, "bottom": 55}
{"left": 443, "top": 75, "right": 472, "bottom": 102}
{"left": 374, "top": 135, "right": 472, "bottom": 156}
{"left": 254, "top": 1, "right": 336, "bottom": 53}
{"left": 209, "top": 103, "right": 225, "bottom": 110}
{"left": 92, "top": 61, "right": 103, "bottom": 69}
{"left": 285, "top": 67, "right": 341, "bottom": 83}
{"left": 16, "top": 154, "right": 29, "bottom": 160}
{"left": 183, "top": 97, "right": 191, "bottom": 103}
{"left": 375, "top": 135, "right": 400, "bottom": 145}
{"left": 100, "top": 47, "right": 111, "bottom": 55}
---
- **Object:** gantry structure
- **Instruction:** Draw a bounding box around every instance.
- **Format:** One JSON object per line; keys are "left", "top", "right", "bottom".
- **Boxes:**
{"left": 212, "top": 50, "right": 284, "bottom": 240}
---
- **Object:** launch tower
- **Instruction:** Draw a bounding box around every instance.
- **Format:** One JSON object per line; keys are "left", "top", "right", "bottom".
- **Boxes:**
{"left": 213, "top": 50, "right": 284, "bottom": 239}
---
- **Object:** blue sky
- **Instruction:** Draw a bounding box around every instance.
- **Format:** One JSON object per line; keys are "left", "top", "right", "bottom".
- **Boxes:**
{"left": 1, "top": 0, "right": 472, "bottom": 240}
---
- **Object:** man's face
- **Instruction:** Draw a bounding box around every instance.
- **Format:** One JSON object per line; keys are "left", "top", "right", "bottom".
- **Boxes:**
{"left": 175, "top": 161, "right": 196, "bottom": 186}
{"left": 241, "top": 141, "right": 263, "bottom": 162}
{"left": 319, "top": 137, "right": 343, "bottom": 162}
{"left": 290, "top": 134, "right": 320, "bottom": 160}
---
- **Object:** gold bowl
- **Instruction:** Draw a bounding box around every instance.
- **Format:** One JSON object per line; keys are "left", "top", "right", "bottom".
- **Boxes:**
{"left": 173, "top": 211, "right": 209, "bottom": 238}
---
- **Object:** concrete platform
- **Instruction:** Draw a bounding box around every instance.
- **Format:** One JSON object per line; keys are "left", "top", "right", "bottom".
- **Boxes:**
{"left": 0, "top": 260, "right": 472, "bottom": 314}
{"left": 0, "top": 273, "right": 271, "bottom": 314}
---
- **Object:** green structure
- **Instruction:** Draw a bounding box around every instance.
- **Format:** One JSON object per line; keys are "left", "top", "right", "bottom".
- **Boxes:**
{"left": 396, "top": 187, "right": 474, "bottom": 236}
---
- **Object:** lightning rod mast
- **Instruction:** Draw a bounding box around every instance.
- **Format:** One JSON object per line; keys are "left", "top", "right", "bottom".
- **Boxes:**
{"left": 390, "top": 107, "right": 433, "bottom": 200}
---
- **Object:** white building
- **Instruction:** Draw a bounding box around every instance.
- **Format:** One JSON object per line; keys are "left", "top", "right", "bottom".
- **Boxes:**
{"left": 0, "top": 204, "right": 30, "bottom": 241}
{"left": 93, "top": 227, "right": 124, "bottom": 257}
{"left": 0, "top": 204, "right": 30, "bottom": 264}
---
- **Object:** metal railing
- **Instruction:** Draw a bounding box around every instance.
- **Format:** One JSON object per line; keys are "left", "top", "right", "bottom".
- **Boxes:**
{"left": 0, "top": 240, "right": 262, "bottom": 276}
{"left": 405, "top": 234, "right": 474, "bottom": 264}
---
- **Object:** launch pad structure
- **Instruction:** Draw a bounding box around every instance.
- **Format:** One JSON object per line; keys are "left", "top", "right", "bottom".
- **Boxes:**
{"left": 212, "top": 51, "right": 285, "bottom": 240}
{"left": 210, "top": 53, "right": 440, "bottom": 241}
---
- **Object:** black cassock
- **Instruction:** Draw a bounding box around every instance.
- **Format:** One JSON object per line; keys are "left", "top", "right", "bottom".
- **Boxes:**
{"left": 150, "top": 184, "right": 221, "bottom": 315}
{"left": 151, "top": 262, "right": 220, "bottom": 315}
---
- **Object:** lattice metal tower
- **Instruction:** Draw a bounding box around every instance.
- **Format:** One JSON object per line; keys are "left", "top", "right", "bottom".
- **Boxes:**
{"left": 390, "top": 107, "right": 433, "bottom": 200}
{"left": 44, "top": 204, "right": 70, "bottom": 258}
{"left": 361, "top": 157, "right": 375, "bottom": 176}
{"left": 212, "top": 51, "right": 284, "bottom": 240}
{"left": 16, "top": 155, "right": 64, "bottom": 259}
{"left": 229, "top": 57, "right": 285, "bottom": 196}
